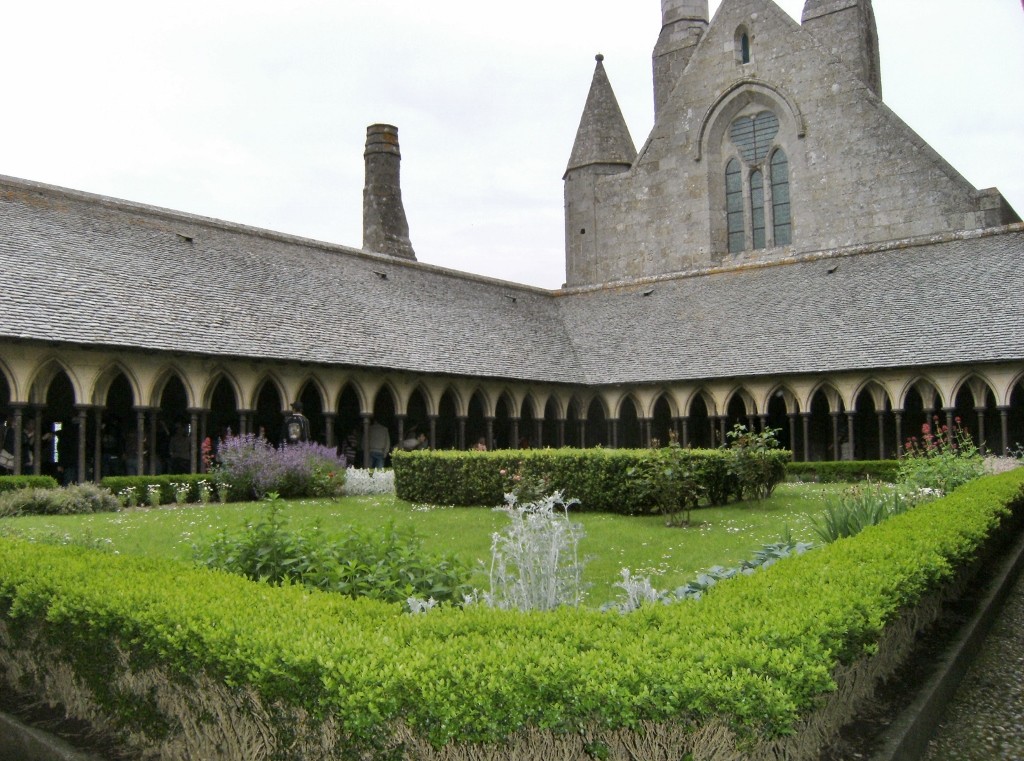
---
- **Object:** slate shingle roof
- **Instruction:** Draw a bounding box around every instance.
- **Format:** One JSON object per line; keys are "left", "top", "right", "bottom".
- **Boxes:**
{"left": 557, "top": 230, "right": 1024, "bottom": 385}
{"left": 1, "top": 175, "right": 1022, "bottom": 387}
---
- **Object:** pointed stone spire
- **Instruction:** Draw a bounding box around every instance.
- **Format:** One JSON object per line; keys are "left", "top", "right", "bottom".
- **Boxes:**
{"left": 565, "top": 55, "right": 637, "bottom": 177}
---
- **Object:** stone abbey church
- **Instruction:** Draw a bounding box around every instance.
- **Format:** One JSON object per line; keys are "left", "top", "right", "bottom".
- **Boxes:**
{"left": 1, "top": 0, "right": 1022, "bottom": 479}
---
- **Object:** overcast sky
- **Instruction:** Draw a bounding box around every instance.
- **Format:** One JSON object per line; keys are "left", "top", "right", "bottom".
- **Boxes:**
{"left": 3, "top": 1, "right": 1021, "bottom": 289}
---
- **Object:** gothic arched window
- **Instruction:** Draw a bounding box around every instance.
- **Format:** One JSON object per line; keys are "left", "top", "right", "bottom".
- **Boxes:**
{"left": 724, "top": 111, "right": 792, "bottom": 254}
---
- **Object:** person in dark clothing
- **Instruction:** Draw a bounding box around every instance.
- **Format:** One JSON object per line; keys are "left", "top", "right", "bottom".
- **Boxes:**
{"left": 283, "top": 402, "right": 311, "bottom": 444}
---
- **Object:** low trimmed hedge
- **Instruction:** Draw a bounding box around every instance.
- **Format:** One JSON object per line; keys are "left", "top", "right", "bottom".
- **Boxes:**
{"left": 0, "top": 475, "right": 59, "bottom": 493}
{"left": 1, "top": 470, "right": 1020, "bottom": 758}
{"left": 392, "top": 447, "right": 790, "bottom": 511}
{"left": 787, "top": 460, "right": 901, "bottom": 483}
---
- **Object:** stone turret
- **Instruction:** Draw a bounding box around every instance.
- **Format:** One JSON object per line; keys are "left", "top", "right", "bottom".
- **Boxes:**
{"left": 653, "top": 0, "right": 709, "bottom": 119}
{"left": 362, "top": 124, "right": 416, "bottom": 261}
{"left": 802, "top": 0, "right": 882, "bottom": 96}
{"left": 564, "top": 55, "right": 637, "bottom": 287}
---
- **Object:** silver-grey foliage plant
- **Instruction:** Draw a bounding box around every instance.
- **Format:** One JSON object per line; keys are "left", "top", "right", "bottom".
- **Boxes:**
{"left": 486, "top": 490, "right": 588, "bottom": 611}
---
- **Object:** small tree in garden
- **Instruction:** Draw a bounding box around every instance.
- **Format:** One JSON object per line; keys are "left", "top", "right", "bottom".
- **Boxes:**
{"left": 899, "top": 418, "right": 984, "bottom": 495}
{"left": 726, "top": 424, "right": 787, "bottom": 501}
{"left": 629, "top": 443, "right": 705, "bottom": 527}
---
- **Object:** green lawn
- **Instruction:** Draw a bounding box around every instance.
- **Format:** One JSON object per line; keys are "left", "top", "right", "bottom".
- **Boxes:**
{"left": 0, "top": 483, "right": 845, "bottom": 606}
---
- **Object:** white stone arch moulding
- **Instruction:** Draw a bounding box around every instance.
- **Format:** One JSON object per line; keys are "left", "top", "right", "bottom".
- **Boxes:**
{"left": 250, "top": 372, "right": 289, "bottom": 413}
{"left": 26, "top": 356, "right": 85, "bottom": 408}
{"left": 150, "top": 364, "right": 199, "bottom": 411}
{"left": 694, "top": 78, "right": 807, "bottom": 162}
{"left": 91, "top": 360, "right": 144, "bottom": 409}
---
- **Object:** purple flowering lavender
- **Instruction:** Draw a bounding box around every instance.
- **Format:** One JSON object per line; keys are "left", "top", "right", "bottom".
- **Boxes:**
{"left": 216, "top": 434, "right": 346, "bottom": 500}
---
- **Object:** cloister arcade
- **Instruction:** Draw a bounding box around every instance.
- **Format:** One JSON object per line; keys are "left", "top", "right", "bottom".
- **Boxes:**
{"left": 1, "top": 344, "right": 1022, "bottom": 481}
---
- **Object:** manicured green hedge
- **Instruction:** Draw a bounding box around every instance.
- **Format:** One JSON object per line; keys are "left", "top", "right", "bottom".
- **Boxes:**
{"left": 787, "top": 460, "right": 901, "bottom": 483}
{"left": 2, "top": 470, "right": 1019, "bottom": 757}
{"left": 392, "top": 447, "right": 790, "bottom": 511}
{"left": 0, "top": 475, "right": 59, "bottom": 493}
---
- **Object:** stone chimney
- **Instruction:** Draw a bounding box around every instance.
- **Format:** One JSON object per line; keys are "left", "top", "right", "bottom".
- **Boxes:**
{"left": 362, "top": 124, "right": 416, "bottom": 260}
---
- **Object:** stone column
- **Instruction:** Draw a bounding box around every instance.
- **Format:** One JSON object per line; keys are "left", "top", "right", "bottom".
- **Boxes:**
{"left": 485, "top": 417, "right": 495, "bottom": 451}
{"left": 92, "top": 407, "right": 103, "bottom": 480}
{"left": 428, "top": 415, "right": 437, "bottom": 450}
{"left": 894, "top": 411, "right": 904, "bottom": 458}
{"left": 610, "top": 419, "right": 619, "bottom": 449}
{"left": 457, "top": 416, "right": 466, "bottom": 450}
{"left": 999, "top": 407, "right": 1010, "bottom": 456}
{"left": 787, "top": 413, "right": 796, "bottom": 460}
{"left": 846, "top": 412, "right": 856, "bottom": 460}
{"left": 33, "top": 406, "right": 44, "bottom": 476}
{"left": 557, "top": 419, "right": 566, "bottom": 448}
{"left": 362, "top": 414, "right": 372, "bottom": 467}
{"left": 188, "top": 409, "right": 201, "bottom": 474}
{"left": 396, "top": 415, "right": 406, "bottom": 448}
{"left": 877, "top": 411, "right": 887, "bottom": 460}
{"left": 10, "top": 405, "right": 25, "bottom": 476}
{"left": 976, "top": 407, "right": 987, "bottom": 455}
{"left": 323, "top": 412, "right": 336, "bottom": 448}
{"left": 681, "top": 417, "right": 690, "bottom": 448}
{"left": 535, "top": 419, "right": 543, "bottom": 449}
{"left": 943, "top": 408, "right": 956, "bottom": 438}
{"left": 830, "top": 412, "right": 840, "bottom": 462}
{"left": 511, "top": 418, "right": 520, "bottom": 449}
{"left": 801, "top": 413, "right": 811, "bottom": 462}
{"left": 76, "top": 406, "right": 90, "bottom": 483}
{"left": 148, "top": 409, "right": 159, "bottom": 476}
{"left": 132, "top": 408, "right": 146, "bottom": 477}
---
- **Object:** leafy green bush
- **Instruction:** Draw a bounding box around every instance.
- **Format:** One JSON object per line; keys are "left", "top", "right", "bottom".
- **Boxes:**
{"left": 725, "top": 424, "right": 788, "bottom": 500}
{"left": 0, "top": 475, "right": 59, "bottom": 493}
{"left": 899, "top": 418, "right": 985, "bottom": 495}
{"left": 0, "top": 482, "right": 120, "bottom": 517}
{"left": 194, "top": 499, "right": 470, "bottom": 605}
{"left": 786, "top": 461, "right": 900, "bottom": 483}
{"left": 626, "top": 443, "right": 705, "bottom": 526}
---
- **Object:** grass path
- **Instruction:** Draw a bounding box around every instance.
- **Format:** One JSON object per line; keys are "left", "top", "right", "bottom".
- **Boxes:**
{"left": 0, "top": 482, "right": 845, "bottom": 605}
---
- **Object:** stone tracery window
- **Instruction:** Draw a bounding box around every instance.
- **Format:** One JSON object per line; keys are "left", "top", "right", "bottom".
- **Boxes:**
{"left": 724, "top": 110, "right": 791, "bottom": 254}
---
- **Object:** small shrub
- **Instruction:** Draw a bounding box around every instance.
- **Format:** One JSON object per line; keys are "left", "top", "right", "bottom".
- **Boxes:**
{"left": 343, "top": 468, "right": 395, "bottom": 497}
{"left": 627, "top": 443, "right": 704, "bottom": 526}
{"left": 486, "top": 491, "right": 588, "bottom": 611}
{"left": 195, "top": 497, "right": 469, "bottom": 605}
{"left": 726, "top": 424, "right": 788, "bottom": 500}
{"left": 215, "top": 434, "right": 347, "bottom": 501}
{"left": 900, "top": 418, "right": 985, "bottom": 495}
{"left": 0, "top": 483, "right": 121, "bottom": 517}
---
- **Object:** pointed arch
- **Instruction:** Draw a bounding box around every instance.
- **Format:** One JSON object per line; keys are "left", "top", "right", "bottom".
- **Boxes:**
{"left": 27, "top": 356, "right": 83, "bottom": 407}
{"left": 151, "top": 365, "right": 197, "bottom": 411}
{"left": 92, "top": 361, "right": 142, "bottom": 408}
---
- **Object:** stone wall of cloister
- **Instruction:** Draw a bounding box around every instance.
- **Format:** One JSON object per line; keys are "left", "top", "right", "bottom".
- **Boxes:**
{"left": 2, "top": 342, "right": 1022, "bottom": 480}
